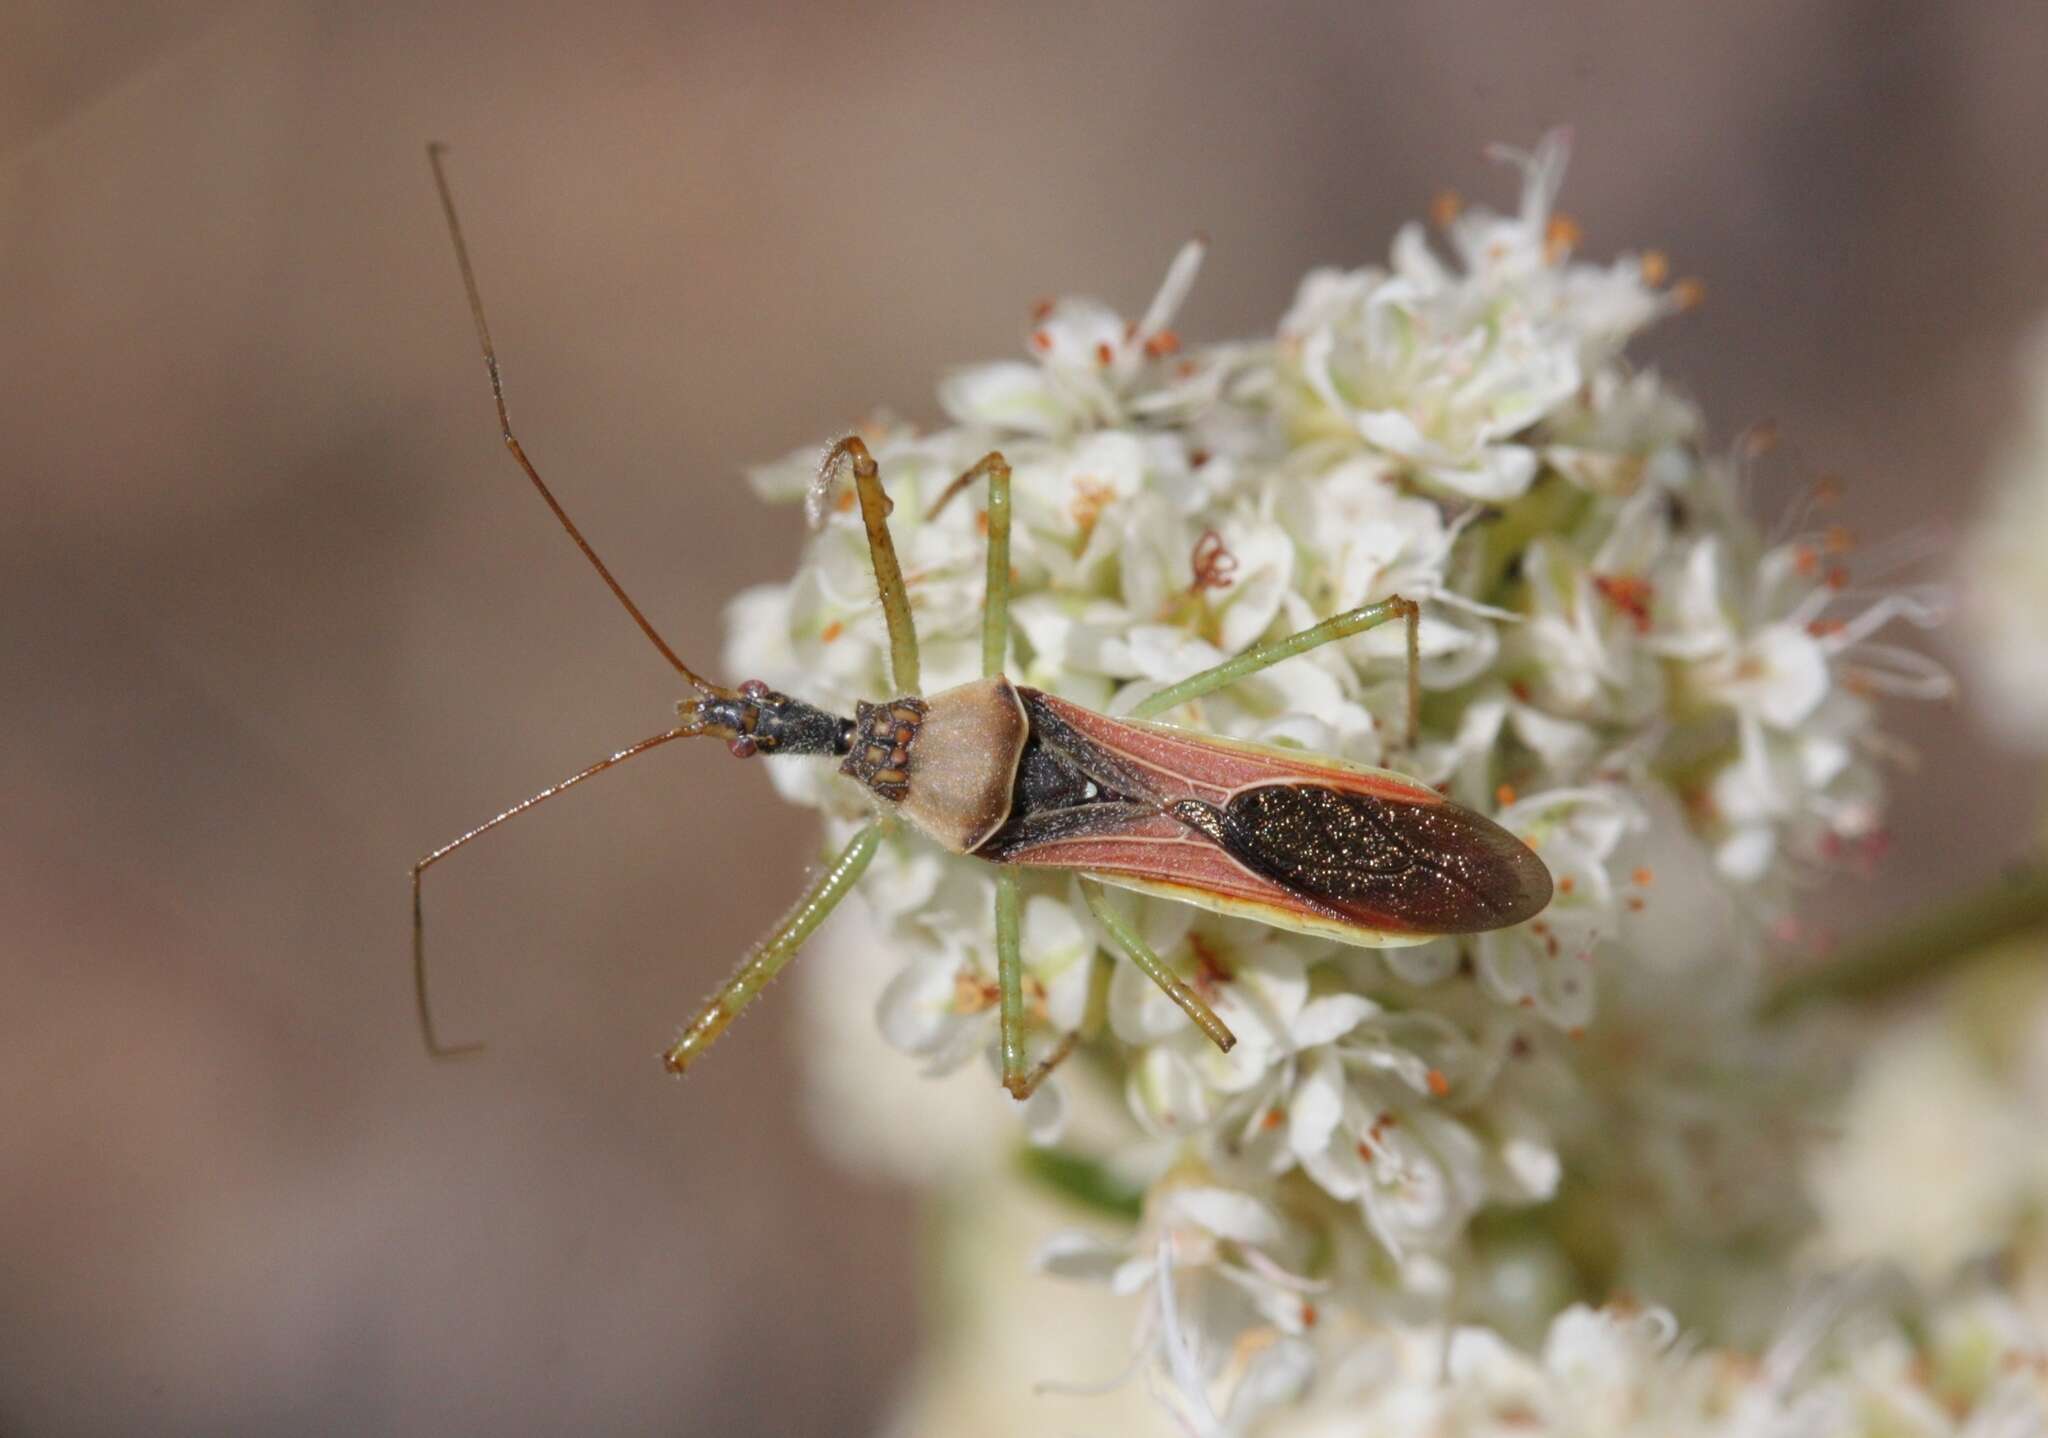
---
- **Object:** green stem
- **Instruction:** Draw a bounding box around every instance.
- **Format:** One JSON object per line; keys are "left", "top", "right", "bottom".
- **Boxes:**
{"left": 1760, "top": 861, "right": 2048, "bottom": 1019}
{"left": 1472, "top": 471, "right": 1590, "bottom": 607}
{"left": 1017, "top": 1145, "right": 1144, "bottom": 1221}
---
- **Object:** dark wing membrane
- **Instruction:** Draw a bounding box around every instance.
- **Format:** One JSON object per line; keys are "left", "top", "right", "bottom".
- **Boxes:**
{"left": 1219, "top": 784, "right": 1551, "bottom": 934}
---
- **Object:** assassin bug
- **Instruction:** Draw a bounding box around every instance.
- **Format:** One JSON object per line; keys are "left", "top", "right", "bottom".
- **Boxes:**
{"left": 412, "top": 147, "right": 1553, "bottom": 1099}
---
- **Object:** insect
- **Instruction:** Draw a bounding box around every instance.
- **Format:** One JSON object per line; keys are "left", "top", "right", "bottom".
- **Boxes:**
{"left": 412, "top": 146, "right": 1553, "bottom": 1099}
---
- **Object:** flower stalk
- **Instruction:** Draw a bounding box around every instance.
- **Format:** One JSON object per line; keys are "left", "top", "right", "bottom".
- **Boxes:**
{"left": 1761, "top": 860, "right": 2048, "bottom": 1018}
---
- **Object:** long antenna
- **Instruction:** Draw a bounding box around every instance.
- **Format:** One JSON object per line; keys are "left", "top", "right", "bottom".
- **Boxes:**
{"left": 426, "top": 142, "right": 726, "bottom": 698}
{"left": 412, "top": 724, "right": 703, "bottom": 1058}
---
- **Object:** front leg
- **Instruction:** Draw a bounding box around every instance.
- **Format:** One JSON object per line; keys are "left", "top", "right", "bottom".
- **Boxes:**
{"left": 818, "top": 437, "right": 922, "bottom": 696}
{"left": 664, "top": 821, "right": 882, "bottom": 1074}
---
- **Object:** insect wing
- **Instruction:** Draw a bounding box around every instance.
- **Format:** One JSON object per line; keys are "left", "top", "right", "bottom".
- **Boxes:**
{"left": 994, "top": 691, "right": 1552, "bottom": 945}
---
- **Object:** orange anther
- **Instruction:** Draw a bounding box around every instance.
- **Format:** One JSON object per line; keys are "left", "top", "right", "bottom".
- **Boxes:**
{"left": 1674, "top": 276, "right": 1707, "bottom": 311}
{"left": 821, "top": 620, "right": 844, "bottom": 644}
{"left": 1557, "top": 874, "right": 1576, "bottom": 896}
{"left": 1495, "top": 783, "right": 1518, "bottom": 809}
{"left": 1543, "top": 214, "right": 1582, "bottom": 263}
{"left": 1031, "top": 330, "right": 1053, "bottom": 353}
{"left": 1426, "top": 1068, "right": 1450, "bottom": 1098}
{"left": 1430, "top": 189, "right": 1463, "bottom": 229}
{"left": 1094, "top": 341, "right": 1114, "bottom": 367}
{"left": 1143, "top": 329, "right": 1182, "bottom": 359}
{"left": 1029, "top": 298, "right": 1054, "bottom": 323}
{"left": 1639, "top": 250, "right": 1670, "bottom": 286}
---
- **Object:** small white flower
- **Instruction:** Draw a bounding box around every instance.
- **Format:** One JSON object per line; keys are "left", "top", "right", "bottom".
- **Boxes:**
{"left": 939, "top": 240, "right": 1216, "bottom": 439}
{"left": 1280, "top": 258, "right": 1581, "bottom": 502}
{"left": 1039, "top": 1184, "right": 1321, "bottom": 1436}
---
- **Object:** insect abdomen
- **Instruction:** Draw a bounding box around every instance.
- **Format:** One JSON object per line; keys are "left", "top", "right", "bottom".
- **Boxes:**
{"left": 1202, "top": 783, "right": 1552, "bottom": 933}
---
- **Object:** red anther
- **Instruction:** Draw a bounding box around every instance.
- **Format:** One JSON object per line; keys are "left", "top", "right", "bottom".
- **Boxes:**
{"left": 1189, "top": 529, "right": 1239, "bottom": 593}
{"left": 739, "top": 679, "right": 771, "bottom": 699}
{"left": 727, "top": 735, "right": 758, "bottom": 759}
{"left": 1094, "top": 341, "right": 1114, "bottom": 367}
{"left": 1593, "top": 573, "right": 1655, "bottom": 633}
{"left": 1031, "top": 330, "right": 1053, "bottom": 352}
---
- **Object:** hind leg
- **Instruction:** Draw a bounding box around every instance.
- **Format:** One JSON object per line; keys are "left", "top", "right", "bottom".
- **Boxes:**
{"left": 1131, "top": 595, "right": 1420, "bottom": 744}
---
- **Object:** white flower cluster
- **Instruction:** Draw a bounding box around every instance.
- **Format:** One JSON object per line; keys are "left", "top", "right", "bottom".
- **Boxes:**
{"left": 727, "top": 134, "right": 1958, "bottom": 1427}
{"left": 1257, "top": 1286, "right": 2048, "bottom": 1438}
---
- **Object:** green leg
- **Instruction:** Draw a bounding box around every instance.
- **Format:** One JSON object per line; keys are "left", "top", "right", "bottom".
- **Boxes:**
{"left": 1131, "top": 595, "right": 1420, "bottom": 744}
{"left": 995, "top": 869, "right": 1030, "bottom": 1097}
{"left": 1082, "top": 880, "right": 1236, "bottom": 1053}
{"left": 978, "top": 456, "right": 1012, "bottom": 680}
{"left": 925, "top": 451, "right": 1015, "bottom": 680}
{"left": 664, "top": 821, "right": 882, "bottom": 1075}
{"left": 995, "top": 878, "right": 1112, "bottom": 1102}
{"left": 822, "top": 437, "right": 921, "bottom": 696}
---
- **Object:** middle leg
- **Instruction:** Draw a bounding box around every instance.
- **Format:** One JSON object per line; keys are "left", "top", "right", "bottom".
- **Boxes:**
{"left": 995, "top": 869, "right": 1115, "bottom": 1101}
{"left": 926, "top": 451, "right": 1014, "bottom": 680}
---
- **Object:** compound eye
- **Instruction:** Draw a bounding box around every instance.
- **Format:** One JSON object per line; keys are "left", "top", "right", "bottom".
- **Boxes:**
{"left": 727, "top": 735, "right": 759, "bottom": 759}
{"left": 738, "top": 679, "right": 771, "bottom": 700}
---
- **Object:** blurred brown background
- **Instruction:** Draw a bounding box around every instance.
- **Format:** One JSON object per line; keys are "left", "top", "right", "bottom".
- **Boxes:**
{"left": 4, "top": 2, "right": 2046, "bottom": 1434}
